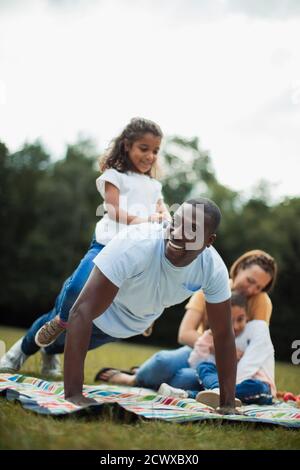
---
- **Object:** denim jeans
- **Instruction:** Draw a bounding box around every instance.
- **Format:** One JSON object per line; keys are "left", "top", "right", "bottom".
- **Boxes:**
{"left": 196, "top": 361, "right": 273, "bottom": 405}
{"left": 56, "top": 236, "right": 105, "bottom": 323}
{"left": 21, "top": 307, "right": 118, "bottom": 355}
{"left": 21, "top": 235, "right": 112, "bottom": 355}
{"left": 136, "top": 346, "right": 204, "bottom": 391}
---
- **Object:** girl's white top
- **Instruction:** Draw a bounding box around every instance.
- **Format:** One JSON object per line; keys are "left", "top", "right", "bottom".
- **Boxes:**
{"left": 95, "top": 168, "right": 163, "bottom": 245}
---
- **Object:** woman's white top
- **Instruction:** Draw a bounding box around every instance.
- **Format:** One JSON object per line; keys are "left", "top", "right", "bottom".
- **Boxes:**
{"left": 95, "top": 168, "right": 163, "bottom": 245}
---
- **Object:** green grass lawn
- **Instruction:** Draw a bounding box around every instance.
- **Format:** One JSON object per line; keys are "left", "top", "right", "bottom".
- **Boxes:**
{"left": 0, "top": 325, "right": 300, "bottom": 450}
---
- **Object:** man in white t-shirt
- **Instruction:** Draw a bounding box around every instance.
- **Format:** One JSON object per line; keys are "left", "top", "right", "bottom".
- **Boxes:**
{"left": 1, "top": 197, "right": 238, "bottom": 414}
{"left": 63, "top": 197, "right": 237, "bottom": 414}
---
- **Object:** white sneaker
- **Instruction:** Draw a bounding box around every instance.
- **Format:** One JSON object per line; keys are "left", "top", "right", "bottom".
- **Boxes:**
{"left": 0, "top": 337, "right": 29, "bottom": 373}
{"left": 40, "top": 349, "right": 62, "bottom": 380}
{"left": 158, "top": 383, "right": 188, "bottom": 398}
{"left": 196, "top": 390, "right": 242, "bottom": 409}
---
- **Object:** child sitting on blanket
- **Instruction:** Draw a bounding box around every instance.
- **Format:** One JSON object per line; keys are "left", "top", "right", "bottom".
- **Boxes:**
{"left": 159, "top": 291, "right": 276, "bottom": 409}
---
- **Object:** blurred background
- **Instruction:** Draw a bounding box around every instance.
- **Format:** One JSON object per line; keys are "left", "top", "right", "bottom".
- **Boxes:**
{"left": 0, "top": 0, "right": 299, "bottom": 360}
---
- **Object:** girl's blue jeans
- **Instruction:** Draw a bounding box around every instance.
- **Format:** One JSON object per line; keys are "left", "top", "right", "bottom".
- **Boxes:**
{"left": 136, "top": 346, "right": 205, "bottom": 392}
{"left": 196, "top": 361, "right": 273, "bottom": 405}
{"left": 55, "top": 236, "right": 105, "bottom": 324}
{"left": 21, "top": 236, "right": 110, "bottom": 355}
{"left": 21, "top": 308, "right": 117, "bottom": 355}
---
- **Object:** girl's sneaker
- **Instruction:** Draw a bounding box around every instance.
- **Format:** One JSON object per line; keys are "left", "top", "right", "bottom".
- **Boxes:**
{"left": 0, "top": 337, "right": 29, "bottom": 373}
{"left": 35, "top": 316, "right": 66, "bottom": 347}
{"left": 158, "top": 383, "right": 189, "bottom": 398}
{"left": 196, "top": 390, "right": 242, "bottom": 409}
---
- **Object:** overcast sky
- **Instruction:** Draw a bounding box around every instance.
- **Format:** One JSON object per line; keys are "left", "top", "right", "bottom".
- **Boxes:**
{"left": 1, "top": 0, "right": 300, "bottom": 200}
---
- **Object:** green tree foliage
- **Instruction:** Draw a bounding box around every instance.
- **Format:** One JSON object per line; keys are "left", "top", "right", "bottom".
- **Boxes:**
{"left": 0, "top": 136, "right": 298, "bottom": 360}
{"left": 0, "top": 139, "right": 100, "bottom": 325}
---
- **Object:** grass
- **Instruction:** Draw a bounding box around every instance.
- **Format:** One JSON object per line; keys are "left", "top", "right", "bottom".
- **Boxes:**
{"left": 0, "top": 325, "right": 300, "bottom": 450}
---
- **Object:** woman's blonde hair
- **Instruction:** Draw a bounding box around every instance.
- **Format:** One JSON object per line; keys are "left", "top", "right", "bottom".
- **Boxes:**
{"left": 229, "top": 249, "right": 278, "bottom": 293}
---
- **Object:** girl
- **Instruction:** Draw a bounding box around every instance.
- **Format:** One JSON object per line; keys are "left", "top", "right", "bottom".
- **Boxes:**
{"left": 0, "top": 118, "right": 170, "bottom": 378}
{"left": 34, "top": 117, "right": 170, "bottom": 349}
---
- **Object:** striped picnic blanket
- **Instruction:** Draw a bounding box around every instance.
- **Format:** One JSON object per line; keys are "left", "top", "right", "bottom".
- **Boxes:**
{"left": 1, "top": 373, "right": 300, "bottom": 428}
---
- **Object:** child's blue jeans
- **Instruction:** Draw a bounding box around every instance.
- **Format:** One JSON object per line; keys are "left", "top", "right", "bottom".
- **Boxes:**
{"left": 55, "top": 235, "right": 105, "bottom": 324}
{"left": 196, "top": 361, "right": 273, "bottom": 405}
{"left": 21, "top": 235, "right": 110, "bottom": 355}
{"left": 135, "top": 346, "right": 204, "bottom": 392}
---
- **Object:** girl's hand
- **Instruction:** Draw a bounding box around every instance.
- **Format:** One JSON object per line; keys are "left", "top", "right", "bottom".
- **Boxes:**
{"left": 149, "top": 213, "right": 164, "bottom": 223}
{"left": 161, "top": 211, "right": 172, "bottom": 222}
{"left": 149, "top": 212, "right": 172, "bottom": 223}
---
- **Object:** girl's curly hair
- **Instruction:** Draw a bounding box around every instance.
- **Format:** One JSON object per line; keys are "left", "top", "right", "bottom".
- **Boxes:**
{"left": 99, "top": 117, "right": 163, "bottom": 177}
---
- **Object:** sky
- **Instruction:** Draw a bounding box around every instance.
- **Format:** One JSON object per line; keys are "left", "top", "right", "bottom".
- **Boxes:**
{"left": 0, "top": 0, "right": 300, "bottom": 200}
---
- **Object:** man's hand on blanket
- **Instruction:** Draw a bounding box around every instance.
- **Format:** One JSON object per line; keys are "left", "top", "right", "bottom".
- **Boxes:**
{"left": 65, "top": 394, "right": 98, "bottom": 407}
{"left": 216, "top": 406, "right": 242, "bottom": 415}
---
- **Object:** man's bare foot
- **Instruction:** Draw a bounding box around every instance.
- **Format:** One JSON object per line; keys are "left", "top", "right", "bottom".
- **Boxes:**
{"left": 96, "top": 368, "right": 137, "bottom": 386}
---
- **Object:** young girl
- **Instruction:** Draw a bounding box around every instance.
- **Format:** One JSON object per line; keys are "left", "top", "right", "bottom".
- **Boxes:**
{"left": 29, "top": 118, "right": 170, "bottom": 366}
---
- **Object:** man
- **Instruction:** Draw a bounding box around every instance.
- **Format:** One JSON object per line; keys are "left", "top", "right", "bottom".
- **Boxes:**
{"left": 1, "top": 198, "right": 238, "bottom": 414}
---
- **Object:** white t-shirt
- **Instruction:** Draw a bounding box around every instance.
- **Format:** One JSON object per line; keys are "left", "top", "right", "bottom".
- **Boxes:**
{"left": 235, "top": 320, "right": 276, "bottom": 395}
{"left": 95, "top": 168, "right": 163, "bottom": 245}
{"left": 92, "top": 223, "right": 231, "bottom": 338}
{"left": 189, "top": 320, "right": 276, "bottom": 396}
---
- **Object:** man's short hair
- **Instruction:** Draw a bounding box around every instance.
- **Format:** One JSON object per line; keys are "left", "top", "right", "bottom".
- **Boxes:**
{"left": 186, "top": 197, "right": 222, "bottom": 234}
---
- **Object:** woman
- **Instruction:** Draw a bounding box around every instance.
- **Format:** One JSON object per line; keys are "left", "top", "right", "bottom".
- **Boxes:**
{"left": 97, "top": 250, "right": 277, "bottom": 391}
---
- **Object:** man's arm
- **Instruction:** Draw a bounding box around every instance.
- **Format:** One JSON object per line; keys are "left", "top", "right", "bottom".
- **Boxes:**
{"left": 64, "top": 266, "right": 119, "bottom": 404}
{"left": 205, "top": 299, "right": 238, "bottom": 414}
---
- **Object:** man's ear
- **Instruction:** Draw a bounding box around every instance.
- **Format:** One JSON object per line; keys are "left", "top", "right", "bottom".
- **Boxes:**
{"left": 206, "top": 233, "right": 216, "bottom": 247}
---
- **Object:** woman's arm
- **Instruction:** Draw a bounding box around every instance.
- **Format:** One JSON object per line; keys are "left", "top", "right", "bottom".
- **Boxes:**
{"left": 178, "top": 291, "right": 206, "bottom": 347}
{"left": 249, "top": 293, "right": 273, "bottom": 325}
{"left": 156, "top": 198, "right": 172, "bottom": 222}
{"left": 177, "top": 308, "right": 204, "bottom": 347}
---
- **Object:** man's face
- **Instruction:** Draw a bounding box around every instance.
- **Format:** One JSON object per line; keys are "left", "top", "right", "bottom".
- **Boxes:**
{"left": 165, "top": 203, "right": 216, "bottom": 267}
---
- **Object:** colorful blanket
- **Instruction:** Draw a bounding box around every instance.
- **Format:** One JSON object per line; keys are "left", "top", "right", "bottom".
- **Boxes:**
{"left": 1, "top": 373, "right": 300, "bottom": 428}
